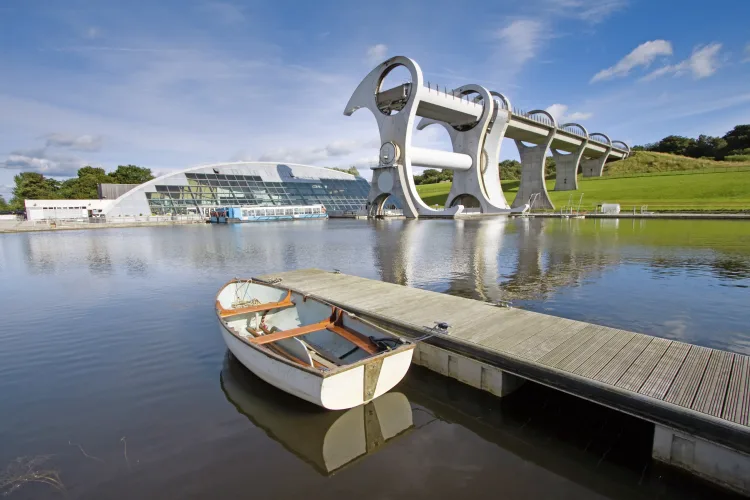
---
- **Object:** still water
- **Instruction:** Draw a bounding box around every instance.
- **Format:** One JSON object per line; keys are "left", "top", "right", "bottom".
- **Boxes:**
{"left": 1, "top": 218, "right": 749, "bottom": 499}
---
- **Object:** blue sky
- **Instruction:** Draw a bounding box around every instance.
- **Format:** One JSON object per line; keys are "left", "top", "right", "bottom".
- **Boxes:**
{"left": 1, "top": 0, "right": 749, "bottom": 200}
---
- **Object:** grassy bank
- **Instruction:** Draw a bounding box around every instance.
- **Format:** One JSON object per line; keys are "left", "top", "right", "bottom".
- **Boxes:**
{"left": 415, "top": 152, "right": 750, "bottom": 212}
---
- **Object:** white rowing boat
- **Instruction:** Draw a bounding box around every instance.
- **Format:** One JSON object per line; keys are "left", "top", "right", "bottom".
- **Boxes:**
{"left": 216, "top": 279, "right": 415, "bottom": 410}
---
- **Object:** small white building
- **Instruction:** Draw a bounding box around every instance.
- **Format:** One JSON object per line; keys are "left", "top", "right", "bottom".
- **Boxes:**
{"left": 599, "top": 203, "right": 621, "bottom": 214}
{"left": 24, "top": 199, "right": 114, "bottom": 221}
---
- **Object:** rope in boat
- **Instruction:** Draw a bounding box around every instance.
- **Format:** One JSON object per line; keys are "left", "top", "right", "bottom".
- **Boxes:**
{"left": 231, "top": 278, "right": 260, "bottom": 308}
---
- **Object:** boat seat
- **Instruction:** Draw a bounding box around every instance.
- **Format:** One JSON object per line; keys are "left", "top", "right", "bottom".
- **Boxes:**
{"left": 326, "top": 325, "right": 378, "bottom": 355}
{"left": 249, "top": 319, "right": 333, "bottom": 345}
{"left": 217, "top": 290, "right": 294, "bottom": 318}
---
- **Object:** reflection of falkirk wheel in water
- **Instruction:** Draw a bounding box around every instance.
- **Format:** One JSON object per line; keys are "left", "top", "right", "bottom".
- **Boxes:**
{"left": 344, "top": 56, "right": 524, "bottom": 219}
{"left": 346, "top": 56, "right": 631, "bottom": 217}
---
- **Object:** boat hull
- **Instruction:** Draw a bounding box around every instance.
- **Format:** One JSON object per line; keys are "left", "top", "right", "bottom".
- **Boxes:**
{"left": 219, "top": 320, "right": 414, "bottom": 410}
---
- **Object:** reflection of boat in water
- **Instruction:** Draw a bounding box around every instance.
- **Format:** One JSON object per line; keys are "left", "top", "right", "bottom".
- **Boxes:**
{"left": 220, "top": 355, "right": 414, "bottom": 476}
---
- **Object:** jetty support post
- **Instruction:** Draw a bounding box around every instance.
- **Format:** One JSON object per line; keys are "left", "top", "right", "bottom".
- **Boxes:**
{"left": 652, "top": 425, "right": 750, "bottom": 494}
{"left": 415, "top": 342, "right": 525, "bottom": 397}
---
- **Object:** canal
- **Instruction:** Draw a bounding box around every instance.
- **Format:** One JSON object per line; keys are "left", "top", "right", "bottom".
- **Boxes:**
{"left": 1, "top": 218, "right": 748, "bottom": 498}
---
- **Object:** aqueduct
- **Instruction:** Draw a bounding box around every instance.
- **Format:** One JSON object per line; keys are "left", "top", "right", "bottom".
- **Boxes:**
{"left": 344, "top": 56, "right": 630, "bottom": 218}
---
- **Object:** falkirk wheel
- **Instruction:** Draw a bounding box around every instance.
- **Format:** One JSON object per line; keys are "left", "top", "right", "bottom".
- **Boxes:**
{"left": 344, "top": 56, "right": 629, "bottom": 218}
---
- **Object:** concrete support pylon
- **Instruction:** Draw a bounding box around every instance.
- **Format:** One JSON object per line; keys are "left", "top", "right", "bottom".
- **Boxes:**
{"left": 344, "top": 56, "right": 465, "bottom": 219}
{"left": 512, "top": 110, "right": 556, "bottom": 211}
{"left": 416, "top": 87, "right": 512, "bottom": 213}
{"left": 553, "top": 122, "right": 589, "bottom": 192}
{"left": 581, "top": 132, "right": 613, "bottom": 177}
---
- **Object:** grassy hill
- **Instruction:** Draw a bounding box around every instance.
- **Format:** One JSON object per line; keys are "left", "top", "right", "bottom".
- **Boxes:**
{"left": 415, "top": 152, "right": 750, "bottom": 212}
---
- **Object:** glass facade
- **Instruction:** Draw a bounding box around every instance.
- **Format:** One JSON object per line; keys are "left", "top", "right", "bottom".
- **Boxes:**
{"left": 145, "top": 173, "right": 370, "bottom": 215}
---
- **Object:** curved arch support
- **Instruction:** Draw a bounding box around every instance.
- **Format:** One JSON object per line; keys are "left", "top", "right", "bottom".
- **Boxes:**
{"left": 589, "top": 132, "right": 612, "bottom": 147}
{"left": 612, "top": 140, "right": 631, "bottom": 157}
{"left": 415, "top": 84, "right": 511, "bottom": 215}
{"left": 480, "top": 90, "right": 513, "bottom": 210}
{"left": 581, "top": 132, "right": 613, "bottom": 178}
{"left": 492, "top": 92, "right": 511, "bottom": 112}
{"left": 344, "top": 56, "right": 464, "bottom": 218}
{"left": 553, "top": 122, "right": 589, "bottom": 192}
{"left": 512, "top": 120, "right": 556, "bottom": 210}
{"left": 527, "top": 109, "right": 558, "bottom": 129}
{"left": 561, "top": 122, "right": 589, "bottom": 139}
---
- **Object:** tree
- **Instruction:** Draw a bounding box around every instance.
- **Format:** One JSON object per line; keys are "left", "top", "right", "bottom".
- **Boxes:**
{"left": 58, "top": 166, "right": 111, "bottom": 200}
{"left": 0, "top": 195, "right": 9, "bottom": 211}
{"left": 499, "top": 160, "right": 522, "bottom": 180}
{"left": 109, "top": 165, "right": 155, "bottom": 184}
{"left": 545, "top": 157, "right": 556, "bottom": 179}
{"left": 328, "top": 166, "right": 360, "bottom": 177}
{"left": 652, "top": 135, "right": 696, "bottom": 156}
{"left": 723, "top": 125, "right": 750, "bottom": 155}
{"left": 687, "top": 135, "right": 727, "bottom": 159}
{"left": 10, "top": 172, "right": 60, "bottom": 209}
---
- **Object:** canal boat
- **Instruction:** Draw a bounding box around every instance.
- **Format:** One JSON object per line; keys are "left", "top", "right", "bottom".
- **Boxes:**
{"left": 215, "top": 279, "right": 415, "bottom": 410}
{"left": 221, "top": 355, "right": 413, "bottom": 475}
{"left": 209, "top": 204, "right": 327, "bottom": 223}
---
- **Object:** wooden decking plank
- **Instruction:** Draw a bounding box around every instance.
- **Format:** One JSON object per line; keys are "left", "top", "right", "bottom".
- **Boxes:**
{"left": 371, "top": 293, "right": 446, "bottom": 318}
{"left": 639, "top": 342, "right": 691, "bottom": 400}
{"left": 455, "top": 308, "right": 527, "bottom": 341}
{"left": 574, "top": 330, "right": 636, "bottom": 379}
{"left": 553, "top": 327, "right": 619, "bottom": 372}
{"left": 722, "top": 354, "right": 750, "bottom": 425}
{"left": 593, "top": 335, "right": 653, "bottom": 386}
{"left": 692, "top": 350, "right": 735, "bottom": 418}
{"left": 535, "top": 324, "right": 605, "bottom": 367}
{"left": 477, "top": 313, "right": 560, "bottom": 350}
{"left": 398, "top": 300, "right": 494, "bottom": 331}
{"left": 458, "top": 304, "right": 522, "bottom": 328}
{"left": 664, "top": 346, "right": 712, "bottom": 408}
{"left": 616, "top": 337, "right": 672, "bottom": 392}
{"left": 509, "top": 320, "right": 589, "bottom": 361}
{"left": 482, "top": 315, "right": 573, "bottom": 353}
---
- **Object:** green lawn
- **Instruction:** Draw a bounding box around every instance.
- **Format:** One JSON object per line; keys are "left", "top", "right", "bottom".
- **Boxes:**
{"left": 416, "top": 170, "right": 750, "bottom": 212}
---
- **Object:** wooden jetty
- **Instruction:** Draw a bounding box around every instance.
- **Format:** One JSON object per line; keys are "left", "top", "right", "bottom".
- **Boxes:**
{"left": 257, "top": 269, "right": 750, "bottom": 494}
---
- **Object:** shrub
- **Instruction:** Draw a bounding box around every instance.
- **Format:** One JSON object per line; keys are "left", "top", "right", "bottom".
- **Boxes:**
{"left": 724, "top": 155, "right": 750, "bottom": 162}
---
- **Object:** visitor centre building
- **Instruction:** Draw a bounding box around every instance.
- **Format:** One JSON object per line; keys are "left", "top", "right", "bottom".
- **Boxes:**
{"left": 25, "top": 162, "right": 370, "bottom": 220}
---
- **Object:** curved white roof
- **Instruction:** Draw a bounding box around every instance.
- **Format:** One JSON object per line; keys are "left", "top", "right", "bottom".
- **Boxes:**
{"left": 104, "top": 161, "right": 365, "bottom": 217}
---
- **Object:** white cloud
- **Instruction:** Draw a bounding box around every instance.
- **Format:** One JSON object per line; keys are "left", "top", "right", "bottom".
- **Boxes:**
{"left": 591, "top": 39, "right": 673, "bottom": 82}
{"left": 494, "top": 19, "right": 544, "bottom": 68}
{"left": 254, "top": 139, "right": 379, "bottom": 165}
{"left": 742, "top": 42, "right": 750, "bottom": 63}
{"left": 567, "top": 111, "right": 593, "bottom": 120}
{"left": 544, "top": 0, "right": 628, "bottom": 23}
{"left": 45, "top": 133, "right": 103, "bottom": 151}
{"left": 0, "top": 148, "right": 86, "bottom": 176}
{"left": 545, "top": 103, "right": 593, "bottom": 123}
{"left": 198, "top": 2, "right": 246, "bottom": 24}
{"left": 366, "top": 44, "right": 388, "bottom": 64}
{"left": 641, "top": 43, "right": 722, "bottom": 81}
